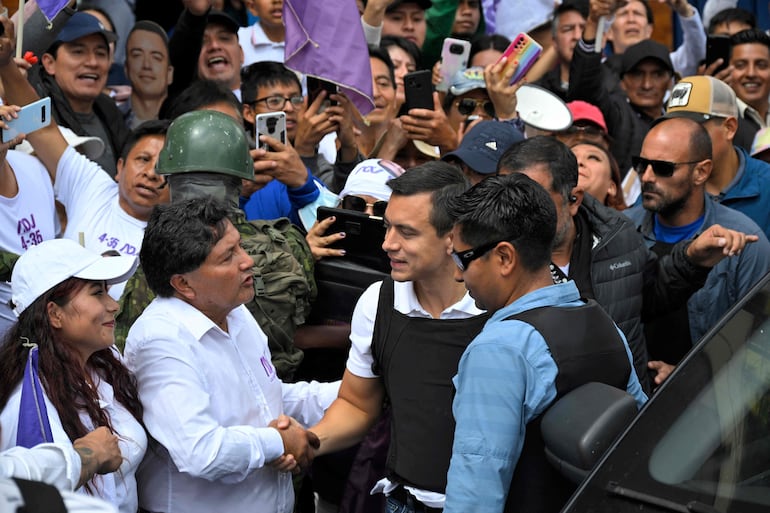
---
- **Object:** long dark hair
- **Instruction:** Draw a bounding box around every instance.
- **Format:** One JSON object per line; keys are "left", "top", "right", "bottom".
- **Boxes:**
{"left": 0, "top": 277, "right": 143, "bottom": 446}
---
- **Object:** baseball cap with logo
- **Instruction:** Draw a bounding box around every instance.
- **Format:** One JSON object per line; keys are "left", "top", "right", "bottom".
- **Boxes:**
{"left": 660, "top": 75, "right": 739, "bottom": 124}
{"left": 449, "top": 67, "right": 486, "bottom": 96}
{"left": 47, "top": 12, "right": 117, "bottom": 53}
{"left": 443, "top": 120, "right": 524, "bottom": 175}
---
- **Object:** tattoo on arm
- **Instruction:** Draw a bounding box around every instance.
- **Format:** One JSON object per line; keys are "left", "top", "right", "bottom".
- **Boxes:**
{"left": 75, "top": 446, "right": 96, "bottom": 488}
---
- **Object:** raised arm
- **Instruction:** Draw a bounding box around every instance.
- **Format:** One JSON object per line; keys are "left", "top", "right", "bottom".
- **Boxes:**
{"left": 0, "top": 17, "right": 68, "bottom": 182}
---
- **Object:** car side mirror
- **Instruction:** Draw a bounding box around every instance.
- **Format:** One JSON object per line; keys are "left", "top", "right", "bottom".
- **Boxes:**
{"left": 541, "top": 382, "right": 638, "bottom": 484}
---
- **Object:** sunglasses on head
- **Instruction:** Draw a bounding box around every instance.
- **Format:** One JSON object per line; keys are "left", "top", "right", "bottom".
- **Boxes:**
{"left": 341, "top": 196, "right": 388, "bottom": 217}
{"left": 631, "top": 156, "right": 701, "bottom": 178}
{"left": 456, "top": 98, "right": 495, "bottom": 117}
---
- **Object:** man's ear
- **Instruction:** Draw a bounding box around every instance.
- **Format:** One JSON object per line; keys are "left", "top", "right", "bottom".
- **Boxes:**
{"left": 41, "top": 53, "right": 57, "bottom": 76}
{"left": 693, "top": 159, "right": 713, "bottom": 186}
{"left": 167, "top": 65, "right": 174, "bottom": 85}
{"left": 568, "top": 187, "right": 583, "bottom": 216}
{"left": 496, "top": 241, "right": 518, "bottom": 277}
{"left": 723, "top": 116, "right": 738, "bottom": 143}
{"left": 170, "top": 274, "right": 195, "bottom": 301}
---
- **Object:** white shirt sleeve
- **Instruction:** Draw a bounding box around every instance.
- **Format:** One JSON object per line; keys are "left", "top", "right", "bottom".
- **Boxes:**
{"left": 0, "top": 444, "right": 81, "bottom": 490}
{"left": 345, "top": 281, "right": 383, "bottom": 378}
{"left": 281, "top": 380, "right": 341, "bottom": 427}
{"left": 125, "top": 334, "right": 285, "bottom": 482}
{"left": 670, "top": 9, "right": 707, "bottom": 77}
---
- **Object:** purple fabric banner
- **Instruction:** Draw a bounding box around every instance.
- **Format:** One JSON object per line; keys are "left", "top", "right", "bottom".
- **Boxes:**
{"left": 16, "top": 346, "right": 53, "bottom": 448}
{"left": 36, "top": 0, "right": 70, "bottom": 22}
{"left": 284, "top": 0, "right": 374, "bottom": 116}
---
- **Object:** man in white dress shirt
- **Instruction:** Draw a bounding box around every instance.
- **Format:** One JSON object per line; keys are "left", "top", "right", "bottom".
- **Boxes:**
{"left": 125, "top": 198, "right": 338, "bottom": 513}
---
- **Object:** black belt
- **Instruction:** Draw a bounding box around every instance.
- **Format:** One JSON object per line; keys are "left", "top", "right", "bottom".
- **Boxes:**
{"left": 389, "top": 486, "right": 443, "bottom": 513}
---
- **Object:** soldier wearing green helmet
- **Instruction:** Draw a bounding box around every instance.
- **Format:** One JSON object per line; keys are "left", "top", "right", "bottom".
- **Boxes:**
{"left": 116, "top": 108, "right": 317, "bottom": 380}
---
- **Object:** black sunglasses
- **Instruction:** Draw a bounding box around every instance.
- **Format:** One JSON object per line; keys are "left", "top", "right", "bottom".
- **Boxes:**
{"left": 341, "top": 196, "right": 388, "bottom": 217}
{"left": 456, "top": 98, "right": 495, "bottom": 117}
{"left": 631, "top": 156, "right": 701, "bottom": 178}
{"left": 452, "top": 239, "right": 508, "bottom": 271}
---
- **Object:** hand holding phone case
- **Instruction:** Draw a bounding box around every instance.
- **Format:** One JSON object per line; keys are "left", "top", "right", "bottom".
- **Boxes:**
{"left": 437, "top": 38, "right": 471, "bottom": 93}
{"left": 404, "top": 70, "right": 434, "bottom": 112}
{"left": 2, "top": 97, "right": 52, "bottom": 143}
{"left": 255, "top": 112, "right": 286, "bottom": 151}
{"left": 497, "top": 33, "right": 543, "bottom": 85}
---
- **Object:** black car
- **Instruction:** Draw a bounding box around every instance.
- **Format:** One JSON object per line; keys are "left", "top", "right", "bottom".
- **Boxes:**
{"left": 549, "top": 271, "right": 770, "bottom": 513}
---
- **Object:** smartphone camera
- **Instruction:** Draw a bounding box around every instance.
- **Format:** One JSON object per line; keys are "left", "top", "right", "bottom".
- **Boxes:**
{"left": 265, "top": 116, "right": 279, "bottom": 134}
{"left": 449, "top": 43, "right": 465, "bottom": 55}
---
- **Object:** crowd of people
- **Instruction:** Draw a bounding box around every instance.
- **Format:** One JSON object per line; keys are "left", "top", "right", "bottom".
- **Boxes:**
{"left": 0, "top": 0, "right": 769, "bottom": 512}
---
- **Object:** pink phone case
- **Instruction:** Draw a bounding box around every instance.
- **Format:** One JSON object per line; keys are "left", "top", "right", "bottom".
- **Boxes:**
{"left": 497, "top": 33, "right": 543, "bottom": 85}
{"left": 438, "top": 38, "right": 471, "bottom": 92}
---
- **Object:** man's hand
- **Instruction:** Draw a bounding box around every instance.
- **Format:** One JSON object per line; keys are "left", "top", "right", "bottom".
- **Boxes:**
{"left": 686, "top": 224, "right": 759, "bottom": 267}
{"left": 268, "top": 415, "right": 320, "bottom": 474}
{"left": 648, "top": 360, "right": 676, "bottom": 386}
{"left": 72, "top": 426, "right": 122, "bottom": 487}
{"left": 294, "top": 91, "right": 338, "bottom": 157}
{"left": 697, "top": 60, "right": 734, "bottom": 86}
{"left": 0, "top": 105, "right": 24, "bottom": 156}
{"left": 252, "top": 137, "right": 309, "bottom": 189}
{"left": 327, "top": 92, "right": 359, "bottom": 161}
{"left": 0, "top": 16, "right": 17, "bottom": 68}
{"left": 400, "top": 92, "right": 458, "bottom": 151}
{"left": 484, "top": 59, "right": 522, "bottom": 121}
{"left": 183, "top": 0, "right": 212, "bottom": 16}
{"left": 306, "top": 217, "right": 346, "bottom": 261}
{"left": 664, "top": 0, "right": 695, "bottom": 18}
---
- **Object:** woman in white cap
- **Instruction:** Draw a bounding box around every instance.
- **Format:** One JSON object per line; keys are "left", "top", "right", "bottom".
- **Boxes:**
{"left": 0, "top": 239, "right": 144, "bottom": 513}
{"left": 306, "top": 158, "right": 405, "bottom": 261}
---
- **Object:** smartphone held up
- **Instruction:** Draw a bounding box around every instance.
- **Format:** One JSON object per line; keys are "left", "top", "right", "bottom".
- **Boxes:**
{"left": 255, "top": 112, "right": 287, "bottom": 151}
{"left": 495, "top": 33, "right": 543, "bottom": 86}
{"left": 1, "top": 97, "right": 52, "bottom": 143}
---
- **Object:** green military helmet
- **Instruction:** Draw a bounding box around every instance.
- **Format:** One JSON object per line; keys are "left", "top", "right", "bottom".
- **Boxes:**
{"left": 157, "top": 110, "right": 254, "bottom": 180}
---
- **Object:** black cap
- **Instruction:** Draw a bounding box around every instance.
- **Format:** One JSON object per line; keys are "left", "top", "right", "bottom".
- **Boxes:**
{"left": 207, "top": 9, "right": 239, "bottom": 33}
{"left": 554, "top": 0, "right": 589, "bottom": 20}
{"left": 621, "top": 40, "right": 673, "bottom": 76}
{"left": 386, "top": 0, "right": 432, "bottom": 13}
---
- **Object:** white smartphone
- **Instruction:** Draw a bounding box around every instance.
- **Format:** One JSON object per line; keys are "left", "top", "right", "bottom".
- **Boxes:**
{"left": 2, "top": 97, "right": 52, "bottom": 143}
{"left": 437, "top": 37, "right": 471, "bottom": 93}
{"left": 255, "top": 112, "right": 286, "bottom": 151}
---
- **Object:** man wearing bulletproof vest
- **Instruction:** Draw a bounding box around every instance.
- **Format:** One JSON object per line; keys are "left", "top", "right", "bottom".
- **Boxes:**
{"left": 310, "top": 162, "right": 489, "bottom": 512}
{"left": 443, "top": 172, "right": 648, "bottom": 513}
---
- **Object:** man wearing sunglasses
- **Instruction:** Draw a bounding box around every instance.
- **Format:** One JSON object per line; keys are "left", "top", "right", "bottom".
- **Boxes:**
{"left": 625, "top": 117, "right": 770, "bottom": 386}
{"left": 310, "top": 163, "right": 492, "bottom": 513}
{"left": 498, "top": 136, "right": 760, "bottom": 394}
{"left": 660, "top": 75, "right": 770, "bottom": 240}
{"left": 443, "top": 172, "right": 647, "bottom": 513}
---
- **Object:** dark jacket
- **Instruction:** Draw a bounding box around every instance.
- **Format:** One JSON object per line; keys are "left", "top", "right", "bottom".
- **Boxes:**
{"left": 28, "top": 65, "right": 129, "bottom": 177}
{"left": 568, "top": 39, "right": 656, "bottom": 177}
{"left": 578, "top": 195, "right": 710, "bottom": 394}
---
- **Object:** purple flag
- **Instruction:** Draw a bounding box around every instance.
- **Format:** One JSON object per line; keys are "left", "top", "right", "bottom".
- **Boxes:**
{"left": 284, "top": 0, "right": 374, "bottom": 116}
{"left": 16, "top": 345, "right": 53, "bottom": 448}
{"left": 35, "top": 0, "right": 70, "bottom": 22}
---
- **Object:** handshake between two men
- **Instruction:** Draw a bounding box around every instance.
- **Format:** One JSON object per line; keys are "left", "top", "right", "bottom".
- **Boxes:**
{"left": 269, "top": 415, "right": 321, "bottom": 474}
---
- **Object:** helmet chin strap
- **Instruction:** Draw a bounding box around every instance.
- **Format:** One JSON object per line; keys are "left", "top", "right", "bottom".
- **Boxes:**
{"left": 167, "top": 173, "right": 242, "bottom": 212}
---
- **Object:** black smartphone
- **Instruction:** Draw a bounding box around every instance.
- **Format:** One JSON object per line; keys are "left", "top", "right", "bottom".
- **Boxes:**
{"left": 307, "top": 76, "right": 337, "bottom": 113}
{"left": 705, "top": 35, "right": 731, "bottom": 74}
{"left": 404, "top": 70, "right": 434, "bottom": 112}
{"left": 316, "top": 206, "right": 390, "bottom": 273}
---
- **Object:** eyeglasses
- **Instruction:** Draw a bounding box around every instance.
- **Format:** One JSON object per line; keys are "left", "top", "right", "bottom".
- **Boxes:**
{"left": 251, "top": 95, "right": 304, "bottom": 110}
{"left": 452, "top": 239, "right": 508, "bottom": 271}
{"left": 341, "top": 196, "right": 388, "bottom": 217}
{"left": 631, "top": 156, "right": 701, "bottom": 178}
{"left": 456, "top": 98, "right": 495, "bottom": 117}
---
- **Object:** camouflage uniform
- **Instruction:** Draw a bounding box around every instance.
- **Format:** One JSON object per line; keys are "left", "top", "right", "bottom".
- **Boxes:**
{"left": 116, "top": 210, "right": 316, "bottom": 381}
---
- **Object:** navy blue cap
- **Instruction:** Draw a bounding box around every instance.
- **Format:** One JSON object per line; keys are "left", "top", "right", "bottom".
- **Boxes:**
{"left": 443, "top": 120, "right": 524, "bottom": 175}
{"left": 52, "top": 12, "right": 117, "bottom": 48}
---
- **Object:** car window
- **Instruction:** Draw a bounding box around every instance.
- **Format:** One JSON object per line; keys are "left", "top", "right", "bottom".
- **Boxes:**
{"left": 564, "top": 273, "right": 770, "bottom": 513}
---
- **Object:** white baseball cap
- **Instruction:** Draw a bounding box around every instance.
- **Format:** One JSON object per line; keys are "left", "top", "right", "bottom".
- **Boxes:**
{"left": 11, "top": 239, "right": 138, "bottom": 317}
{"left": 15, "top": 125, "right": 105, "bottom": 161}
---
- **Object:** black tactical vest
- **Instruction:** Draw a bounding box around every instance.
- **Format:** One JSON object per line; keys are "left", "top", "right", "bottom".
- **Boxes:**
{"left": 371, "top": 278, "right": 489, "bottom": 492}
